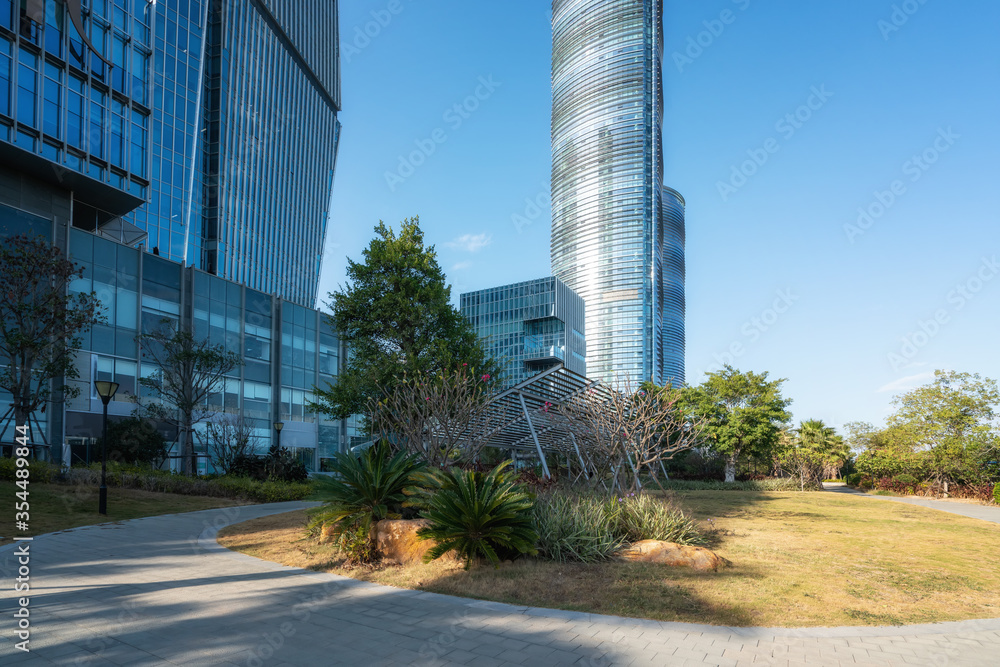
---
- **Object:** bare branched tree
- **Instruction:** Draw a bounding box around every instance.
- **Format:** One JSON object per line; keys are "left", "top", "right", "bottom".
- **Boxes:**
{"left": 555, "top": 376, "right": 703, "bottom": 492}
{"left": 204, "top": 412, "right": 260, "bottom": 474}
{"left": 135, "top": 320, "right": 242, "bottom": 476}
{"left": 370, "top": 365, "right": 498, "bottom": 468}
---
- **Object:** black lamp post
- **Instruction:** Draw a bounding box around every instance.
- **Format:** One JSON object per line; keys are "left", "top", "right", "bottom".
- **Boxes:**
{"left": 94, "top": 380, "right": 119, "bottom": 515}
{"left": 274, "top": 420, "right": 284, "bottom": 453}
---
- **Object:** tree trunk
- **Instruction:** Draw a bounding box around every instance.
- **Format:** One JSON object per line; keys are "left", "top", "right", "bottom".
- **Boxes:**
{"left": 725, "top": 455, "right": 736, "bottom": 483}
{"left": 180, "top": 421, "right": 194, "bottom": 477}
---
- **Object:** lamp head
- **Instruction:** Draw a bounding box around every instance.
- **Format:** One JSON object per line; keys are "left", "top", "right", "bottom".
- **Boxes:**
{"left": 94, "top": 380, "right": 119, "bottom": 405}
{"left": 274, "top": 421, "right": 284, "bottom": 432}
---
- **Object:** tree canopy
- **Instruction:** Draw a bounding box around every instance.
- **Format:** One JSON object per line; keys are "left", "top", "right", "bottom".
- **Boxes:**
{"left": 875, "top": 371, "right": 998, "bottom": 486}
{"left": 313, "top": 217, "right": 498, "bottom": 420}
{"left": 0, "top": 234, "right": 103, "bottom": 445}
{"left": 682, "top": 365, "right": 792, "bottom": 482}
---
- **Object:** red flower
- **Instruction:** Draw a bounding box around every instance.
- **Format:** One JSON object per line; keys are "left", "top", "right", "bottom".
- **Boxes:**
{"left": 481, "top": 374, "right": 490, "bottom": 380}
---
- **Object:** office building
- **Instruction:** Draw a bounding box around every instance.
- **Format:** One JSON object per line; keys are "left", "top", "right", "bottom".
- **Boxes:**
{"left": 0, "top": 207, "right": 360, "bottom": 471}
{"left": 460, "top": 277, "right": 586, "bottom": 389}
{"left": 0, "top": 0, "right": 341, "bottom": 307}
{"left": 550, "top": 0, "right": 686, "bottom": 386}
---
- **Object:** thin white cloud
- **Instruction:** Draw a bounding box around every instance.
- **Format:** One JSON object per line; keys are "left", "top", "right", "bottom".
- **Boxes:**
{"left": 452, "top": 260, "right": 473, "bottom": 271}
{"left": 877, "top": 371, "right": 935, "bottom": 394}
{"left": 445, "top": 233, "right": 493, "bottom": 253}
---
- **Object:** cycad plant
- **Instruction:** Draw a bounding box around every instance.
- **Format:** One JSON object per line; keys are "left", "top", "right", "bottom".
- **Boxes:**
{"left": 311, "top": 441, "right": 425, "bottom": 543}
{"left": 411, "top": 461, "right": 538, "bottom": 569}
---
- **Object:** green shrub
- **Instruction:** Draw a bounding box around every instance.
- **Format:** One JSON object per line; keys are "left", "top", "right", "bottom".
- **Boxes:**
{"left": 60, "top": 463, "right": 310, "bottom": 502}
{"left": 845, "top": 473, "right": 862, "bottom": 487}
{"left": 532, "top": 493, "right": 624, "bottom": 563}
{"left": 993, "top": 482, "right": 1000, "bottom": 505}
{"left": 229, "top": 445, "right": 309, "bottom": 483}
{"left": 99, "top": 417, "right": 169, "bottom": 466}
{"left": 412, "top": 462, "right": 538, "bottom": 569}
{"left": 893, "top": 474, "right": 918, "bottom": 486}
{"left": 606, "top": 493, "right": 706, "bottom": 545}
{"left": 651, "top": 478, "right": 819, "bottom": 492}
{"left": 311, "top": 442, "right": 425, "bottom": 548}
{"left": 211, "top": 476, "right": 312, "bottom": 502}
{"left": 0, "top": 457, "right": 57, "bottom": 483}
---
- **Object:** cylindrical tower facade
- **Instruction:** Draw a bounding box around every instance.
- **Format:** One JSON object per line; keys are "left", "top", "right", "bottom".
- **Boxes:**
{"left": 660, "top": 187, "right": 686, "bottom": 385}
{"left": 551, "top": 0, "right": 684, "bottom": 386}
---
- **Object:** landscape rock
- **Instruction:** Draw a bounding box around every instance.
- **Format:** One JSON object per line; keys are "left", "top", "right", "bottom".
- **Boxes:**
{"left": 618, "top": 540, "right": 730, "bottom": 571}
{"left": 319, "top": 523, "right": 338, "bottom": 545}
{"left": 373, "top": 519, "right": 439, "bottom": 565}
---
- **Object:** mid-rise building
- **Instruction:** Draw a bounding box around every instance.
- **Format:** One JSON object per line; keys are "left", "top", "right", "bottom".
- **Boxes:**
{"left": 0, "top": 208, "right": 360, "bottom": 472}
{"left": 0, "top": 0, "right": 341, "bottom": 307}
{"left": 550, "top": 0, "right": 686, "bottom": 386}
{"left": 460, "top": 277, "right": 586, "bottom": 389}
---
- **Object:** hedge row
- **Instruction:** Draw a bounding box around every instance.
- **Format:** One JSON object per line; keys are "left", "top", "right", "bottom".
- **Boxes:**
{"left": 1, "top": 459, "right": 311, "bottom": 504}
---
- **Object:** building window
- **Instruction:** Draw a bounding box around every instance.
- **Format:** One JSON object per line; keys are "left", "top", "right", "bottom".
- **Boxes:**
{"left": 17, "top": 48, "right": 37, "bottom": 128}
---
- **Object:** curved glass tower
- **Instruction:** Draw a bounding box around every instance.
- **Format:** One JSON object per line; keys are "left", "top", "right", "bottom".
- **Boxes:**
{"left": 551, "top": 0, "right": 685, "bottom": 386}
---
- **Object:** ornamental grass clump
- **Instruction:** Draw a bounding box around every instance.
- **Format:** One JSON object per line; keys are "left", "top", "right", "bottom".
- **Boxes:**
{"left": 409, "top": 461, "right": 538, "bottom": 569}
{"left": 604, "top": 492, "right": 707, "bottom": 546}
{"left": 531, "top": 493, "right": 625, "bottom": 563}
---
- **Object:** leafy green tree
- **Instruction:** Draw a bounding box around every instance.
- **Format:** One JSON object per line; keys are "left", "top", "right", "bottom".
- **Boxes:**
{"left": 0, "top": 235, "right": 104, "bottom": 450}
{"left": 136, "top": 321, "right": 242, "bottom": 476}
{"left": 683, "top": 366, "right": 792, "bottom": 482}
{"left": 313, "top": 217, "right": 498, "bottom": 420}
{"left": 887, "top": 370, "right": 999, "bottom": 488}
{"left": 779, "top": 419, "right": 849, "bottom": 488}
{"left": 99, "top": 417, "right": 169, "bottom": 467}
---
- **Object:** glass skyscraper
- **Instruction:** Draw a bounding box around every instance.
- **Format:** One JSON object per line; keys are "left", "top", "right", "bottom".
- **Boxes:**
{"left": 0, "top": 1, "right": 345, "bottom": 465}
{"left": 460, "top": 277, "right": 586, "bottom": 389}
{"left": 550, "top": 0, "right": 686, "bottom": 386}
{"left": 0, "top": 0, "right": 341, "bottom": 308}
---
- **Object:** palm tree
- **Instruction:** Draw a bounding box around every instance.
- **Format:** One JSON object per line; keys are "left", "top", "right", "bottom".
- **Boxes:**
{"left": 796, "top": 419, "right": 850, "bottom": 479}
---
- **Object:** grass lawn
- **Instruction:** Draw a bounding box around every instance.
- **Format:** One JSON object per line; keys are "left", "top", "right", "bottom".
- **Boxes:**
{"left": 218, "top": 490, "right": 1000, "bottom": 627}
{"left": 1, "top": 482, "right": 242, "bottom": 546}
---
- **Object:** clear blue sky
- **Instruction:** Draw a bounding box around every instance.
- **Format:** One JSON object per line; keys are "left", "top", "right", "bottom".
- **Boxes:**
{"left": 319, "top": 0, "right": 1000, "bottom": 433}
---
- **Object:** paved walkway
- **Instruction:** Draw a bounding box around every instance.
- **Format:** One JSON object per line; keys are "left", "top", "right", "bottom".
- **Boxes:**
{"left": 2, "top": 502, "right": 998, "bottom": 667}
{"left": 822, "top": 482, "right": 1000, "bottom": 524}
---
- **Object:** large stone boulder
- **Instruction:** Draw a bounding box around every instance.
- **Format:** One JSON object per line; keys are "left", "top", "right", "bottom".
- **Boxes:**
{"left": 618, "top": 540, "right": 730, "bottom": 571}
{"left": 373, "top": 519, "right": 440, "bottom": 565}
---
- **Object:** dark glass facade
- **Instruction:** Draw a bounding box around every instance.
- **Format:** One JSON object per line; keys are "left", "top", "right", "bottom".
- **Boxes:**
{"left": 460, "top": 277, "right": 586, "bottom": 389}
{"left": 59, "top": 226, "right": 358, "bottom": 473}
{"left": 132, "top": 0, "right": 342, "bottom": 307}
{"left": 551, "top": 0, "right": 686, "bottom": 386}
{"left": 0, "top": 0, "right": 151, "bottom": 220}
{"left": 1, "top": 0, "right": 342, "bottom": 308}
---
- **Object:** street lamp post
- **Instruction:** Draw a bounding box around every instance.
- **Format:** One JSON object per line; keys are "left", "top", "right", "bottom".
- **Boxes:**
{"left": 94, "top": 380, "right": 119, "bottom": 515}
{"left": 274, "top": 420, "right": 284, "bottom": 453}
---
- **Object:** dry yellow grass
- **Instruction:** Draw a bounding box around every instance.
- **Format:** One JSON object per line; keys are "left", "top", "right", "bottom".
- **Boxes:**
{"left": 217, "top": 491, "right": 1000, "bottom": 627}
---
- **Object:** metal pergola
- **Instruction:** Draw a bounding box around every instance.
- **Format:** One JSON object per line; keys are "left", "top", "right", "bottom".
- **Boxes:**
{"left": 476, "top": 364, "right": 617, "bottom": 479}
